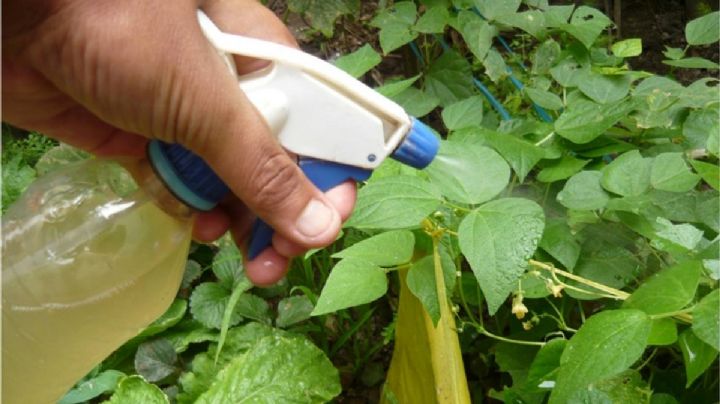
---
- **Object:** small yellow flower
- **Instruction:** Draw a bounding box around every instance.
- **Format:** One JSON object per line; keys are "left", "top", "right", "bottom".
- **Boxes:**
{"left": 522, "top": 321, "right": 534, "bottom": 331}
{"left": 511, "top": 295, "right": 528, "bottom": 319}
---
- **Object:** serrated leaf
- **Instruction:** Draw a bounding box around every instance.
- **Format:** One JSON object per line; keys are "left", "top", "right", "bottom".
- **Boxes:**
{"left": 459, "top": 198, "right": 545, "bottom": 314}
{"left": 525, "top": 87, "right": 564, "bottom": 110}
{"left": 578, "top": 72, "right": 632, "bottom": 104}
{"left": 555, "top": 99, "right": 637, "bottom": 144}
{"left": 234, "top": 294, "right": 271, "bottom": 324}
{"left": 389, "top": 87, "right": 440, "bottom": 117}
{"left": 692, "top": 290, "right": 720, "bottom": 351}
{"left": 474, "top": 0, "right": 521, "bottom": 20}
{"left": 679, "top": 329, "right": 718, "bottom": 387}
{"left": 103, "top": 375, "right": 168, "bottom": 404}
{"left": 182, "top": 260, "right": 202, "bottom": 289}
{"left": 601, "top": 150, "right": 653, "bottom": 196}
{"left": 195, "top": 335, "right": 340, "bottom": 403}
{"left": 557, "top": 171, "right": 610, "bottom": 210}
{"left": 426, "top": 141, "right": 510, "bottom": 204}
{"left": 59, "top": 370, "right": 125, "bottom": 404}
{"left": 415, "top": 6, "right": 449, "bottom": 33}
{"left": 425, "top": 50, "right": 475, "bottom": 106}
{"left": 611, "top": 38, "right": 642, "bottom": 57}
{"left": 548, "top": 310, "right": 652, "bottom": 404}
{"left": 663, "top": 57, "right": 720, "bottom": 70}
{"left": 647, "top": 318, "right": 678, "bottom": 346}
{"left": 537, "top": 156, "right": 589, "bottom": 182}
{"left": 623, "top": 260, "right": 702, "bottom": 315}
{"left": 441, "top": 96, "right": 484, "bottom": 130}
{"left": 189, "top": 283, "right": 238, "bottom": 329}
{"left": 212, "top": 240, "right": 244, "bottom": 289}
{"left": 312, "top": 258, "right": 388, "bottom": 315}
{"left": 136, "top": 299, "right": 188, "bottom": 340}
{"left": 685, "top": 11, "right": 720, "bottom": 45}
{"left": 456, "top": 11, "right": 497, "bottom": 61}
{"left": 333, "top": 44, "right": 382, "bottom": 78}
{"left": 539, "top": 219, "right": 581, "bottom": 270}
{"left": 333, "top": 230, "right": 415, "bottom": 266}
{"left": 135, "top": 339, "right": 178, "bottom": 383}
{"left": 651, "top": 153, "right": 701, "bottom": 192}
{"left": 346, "top": 175, "right": 442, "bottom": 229}
{"left": 276, "top": 295, "right": 314, "bottom": 328}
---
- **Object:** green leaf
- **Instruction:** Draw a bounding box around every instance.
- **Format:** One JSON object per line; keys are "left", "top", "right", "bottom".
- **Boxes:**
{"left": 679, "top": 329, "right": 719, "bottom": 387}
{"left": 346, "top": 175, "right": 442, "bottom": 230}
{"left": 414, "top": 6, "right": 449, "bottom": 33}
{"left": 103, "top": 375, "right": 168, "bottom": 404}
{"left": 456, "top": 11, "right": 497, "bottom": 61}
{"left": 557, "top": 171, "right": 610, "bottom": 210}
{"left": 532, "top": 39, "right": 562, "bottom": 75}
{"left": 652, "top": 217, "right": 704, "bottom": 253}
{"left": 182, "top": 260, "right": 202, "bottom": 289}
{"left": 136, "top": 299, "right": 188, "bottom": 340}
{"left": 474, "top": 0, "right": 521, "bottom": 20}
{"left": 312, "top": 258, "right": 388, "bottom": 315}
{"left": 495, "top": 10, "right": 546, "bottom": 39}
{"left": 195, "top": 335, "right": 340, "bottom": 403}
{"left": 611, "top": 38, "right": 642, "bottom": 57}
{"left": 371, "top": 2, "right": 418, "bottom": 54}
{"left": 425, "top": 50, "right": 475, "bottom": 106}
{"left": 601, "top": 150, "right": 653, "bottom": 196}
{"left": 379, "top": 24, "right": 419, "bottom": 55}
{"left": 651, "top": 153, "right": 701, "bottom": 192}
{"left": 568, "top": 238, "right": 638, "bottom": 300}
{"left": 543, "top": 5, "right": 574, "bottom": 27}
{"left": 441, "top": 96, "right": 484, "bottom": 130}
{"left": 550, "top": 58, "right": 589, "bottom": 88}
{"left": 276, "top": 295, "right": 314, "bottom": 328}
{"left": 539, "top": 219, "right": 581, "bottom": 270}
{"left": 375, "top": 75, "right": 421, "bottom": 97}
{"left": 459, "top": 198, "right": 545, "bottom": 314}
{"left": 426, "top": 140, "right": 510, "bottom": 204}
{"left": 134, "top": 339, "right": 178, "bottom": 383}
{"left": 212, "top": 239, "right": 245, "bottom": 289}
{"left": 333, "top": 44, "right": 382, "bottom": 78}
{"left": 525, "top": 87, "right": 564, "bottom": 110}
{"left": 479, "top": 130, "right": 546, "bottom": 182}
{"left": 549, "top": 309, "right": 652, "bottom": 404}
{"left": 162, "top": 319, "right": 217, "bottom": 353}
{"left": 406, "top": 256, "right": 442, "bottom": 324}
{"left": 389, "top": 87, "right": 440, "bottom": 117}
{"left": 692, "top": 290, "right": 720, "bottom": 351}
{"left": 582, "top": 370, "right": 652, "bottom": 404}
{"left": 59, "top": 370, "right": 125, "bottom": 404}
{"left": 333, "top": 230, "right": 415, "bottom": 266}
{"left": 685, "top": 11, "right": 720, "bottom": 45}
{"left": 189, "top": 282, "right": 239, "bottom": 329}
{"left": 288, "top": 0, "right": 359, "bottom": 37}
{"left": 526, "top": 338, "right": 567, "bottom": 392}
{"left": 555, "top": 99, "right": 637, "bottom": 144}
{"left": 647, "top": 318, "right": 678, "bottom": 346}
{"left": 663, "top": 46, "right": 686, "bottom": 60}
{"left": 663, "top": 57, "right": 720, "bottom": 69}
{"left": 537, "top": 156, "right": 589, "bottom": 183}
{"left": 683, "top": 109, "right": 719, "bottom": 150}
{"left": 623, "top": 260, "right": 702, "bottom": 315}
{"left": 560, "top": 6, "right": 612, "bottom": 49}
{"left": 483, "top": 48, "right": 509, "bottom": 83}
{"left": 2, "top": 154, "right": 36, "bottom": 212}
{"left": 578, "top": 72, "right": 632, "bottom": 104}
{"left": 234, "top": 293, "right": 271, "bottom": 324}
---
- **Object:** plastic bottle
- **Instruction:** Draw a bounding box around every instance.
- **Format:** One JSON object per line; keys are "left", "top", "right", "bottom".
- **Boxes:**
{"left": 1, "top": 143, "right": 228, "bottom": 404}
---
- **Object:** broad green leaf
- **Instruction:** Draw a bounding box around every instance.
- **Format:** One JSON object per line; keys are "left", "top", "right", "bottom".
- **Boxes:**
{"left": 456, "top": 11, "right": 497, "bottom": 61}
{"left": 103, "top": 375, "right": 168, "bottom": 404}
{"left": 647, "top": 318, "right": 678, "bottom": 346}
{"left": 406, "top": 256, "right": 442, "bottom": 324}
{"left": 234, "top": 293, "right": 271, "bottom": 324}
{"left": 195, "top": 335, "right": 340, "bottom": 403}
{"left": 459, "top": 198, "right": 545, "bottom": 314}
{"left": 414, "top": 6, "right": 449, "bottom": 33}
{"left": 543, "top": 5, "right": 574, "bottom": 27}
{"left": 212, "top": 239, "right": 244, "bottom": 289}
{"left": 555, "top": 99, "right": 637, "bottom": 144}
{"left": 441, "top": 96, "right": 484, "bottom": 130}
{"left": 652, "top": 217, "right": 704, "bottom": 253}
{"left": 692, "top": 290, "right": 720, "bottom": 351}
{"left": 651, "top": 153, "right": 701, "bottom": 192}
{"left": 685, "top": 11, "right": 720, "bottom": 45}
{"left": 474, "top": 0, "right": 521, "bottom": 20}
{"left": 379, "top": 24, "right": 419, "bottom": 55}
{"left": 601, "top": 150, "right": 653, "bottom": 196}
{"left": 663, "top": 46, "right": 686, "bottom": 60}
{"left": 482, "top": 48, "right": 509, "bottom": 83}
{"left": 333, "top": 44, "right": 382, "bottom": 78}
{"left": 389, "top": 87, "right": 440, "bottom": 117}
{"left": 312, "top": 258, "right": 388, "bottom": 315}
{"left": 134, "top": 339, "right": 178, "bottom": 383}
{"left": 59, "top": 370, "right": 125, "bottom": 404}
{"left": 580, "top": 370, "right": 652, "bottom": 404}
{"left": 560, "top": 6, "right": 612, "bottom": 49}
{"left": 623, "top": 260, "right": 702, "bottom": 315}
{"left": 346, "top": 175, "right": 442, "bottom": 229}
{"left": 532, "top": 39, "right": 561, "bottom": 75}
{"left": 494, "top": 342, "right": 539, "bottom": 387}
{"left": 549, "top": 309, "right": 652, "bottom": 404}
{"left": 651, "top": 393, "right": 679, "bottom": 404}
{"left": 425, "top": 50, "right": 475, "bottom": 106}
{"left": 568, "top": 238, "right": 638, "bottom": 300}
{"left": 683, "top": 109, "right": 719, "bottom": 150}
{"left": 557, "top": 171, "right": 610, "bottom": 210}
{"left": 525, "top": 87, "right": 564, "bottom": 110}
{"left": 550, "top": 58, "right": 589, "bottom": 88}
{"left": 288, "top": 0, "right": 359, "bottom": 37}
{"left": 537, "top": 156, "right": 589, "bottom": 182}
{"left": 525, "top": 338, "right": 567, "bottom": 392}
{"left": 375, "top": 75, "right": 421, "bottom": 97}
{"left": 427, "top": 141, "right": 510, "bottom": 204}
{"left": 189, "top": 282, "right": 239, "bottom": 329}
{"left": 370, "top": 2, "right": 418, "bottom": 54}
{"left": 333, "top": 230, "right": 415, "bottom": 266}
{"left": 539, "top": 219, "right": 581, "bottom": 270}
{"left": 578, "top": 72, "right": 632, "bottom": 104}
{"left": 611, "top": 38, "right": 642, "bottom": 57}
{"left": 496, "top": 10, "right": 546, "bottom": 38}
{"left": 479, "top": 130, "right": 546, "bottom": 182}
{"left": 679, "top": 329, "right": 719, "bottom": 387}
{"left": 136, "top": 299, "right": 188, "bottom": 340}
{"left": 162, "top": 319, "right": 217, "bottom": 353}
{"left": 276, "top": 295, "right": 314, "bottom": 328}
{"left": 663, "top": 57, "right": 720, "bottom": 70}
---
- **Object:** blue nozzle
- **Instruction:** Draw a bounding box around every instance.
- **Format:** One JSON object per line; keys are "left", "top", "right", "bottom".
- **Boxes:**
{"left": 391, "top": 118, "right": 440, "bottom": 169}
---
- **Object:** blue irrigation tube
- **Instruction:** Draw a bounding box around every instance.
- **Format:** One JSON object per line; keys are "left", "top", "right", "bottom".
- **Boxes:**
{"left": 409, "top": 41, "right": 425, "bottom": 68}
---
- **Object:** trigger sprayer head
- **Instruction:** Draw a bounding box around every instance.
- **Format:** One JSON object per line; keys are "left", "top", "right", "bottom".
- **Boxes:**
{"left": 391, "top": 118, "right": 440, "bottom": 169}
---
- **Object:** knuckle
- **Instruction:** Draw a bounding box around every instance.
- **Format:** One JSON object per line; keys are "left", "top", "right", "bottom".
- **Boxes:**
{"left": 249, "top": 152, "right": 303, "bottom": 212}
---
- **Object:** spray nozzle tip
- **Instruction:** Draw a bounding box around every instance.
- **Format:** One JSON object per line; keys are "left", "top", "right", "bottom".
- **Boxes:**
{"left": 391, "top": 118, "right": 439, "bottom": 169}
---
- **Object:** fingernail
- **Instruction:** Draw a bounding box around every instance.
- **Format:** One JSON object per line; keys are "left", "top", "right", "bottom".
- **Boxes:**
{"left": 295, "top": 199, "right": 334, "bottom": 238}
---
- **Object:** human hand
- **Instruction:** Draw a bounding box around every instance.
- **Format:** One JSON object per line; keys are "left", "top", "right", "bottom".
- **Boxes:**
{"left": 2, "top": 0, "right": 356, "bottom": 285}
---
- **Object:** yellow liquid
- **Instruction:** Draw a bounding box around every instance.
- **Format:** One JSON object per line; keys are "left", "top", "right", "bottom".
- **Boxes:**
{"left": 2, "top": 161, "right": 192, "bottom": 404}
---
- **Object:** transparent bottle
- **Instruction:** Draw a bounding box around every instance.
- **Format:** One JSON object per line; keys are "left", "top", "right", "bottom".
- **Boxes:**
{"left": 2, "top": 142, "right": 229, "bottom": 404}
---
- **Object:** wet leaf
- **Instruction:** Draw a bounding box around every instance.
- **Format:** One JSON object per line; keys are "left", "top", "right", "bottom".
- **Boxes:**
{"left": 135, "top": 339, "right": 178, "bottom": 383}
{"left": 679, "top": 329, "right": 718, "bottom": 387}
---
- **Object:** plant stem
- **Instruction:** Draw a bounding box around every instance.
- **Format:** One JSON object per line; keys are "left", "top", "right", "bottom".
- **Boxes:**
{"left": 467, "top": 322, "right": 546, "bottom": 347}
{"left": 442, "top": 200, "right": 472, "bottom": 213}
{"left": 529, "top": 259, "right": 630, "bottom": 300}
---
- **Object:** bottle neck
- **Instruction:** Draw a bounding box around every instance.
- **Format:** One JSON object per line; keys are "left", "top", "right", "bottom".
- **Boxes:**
{"left": 120, "top": 158, "right": 195, "bottom": 220}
